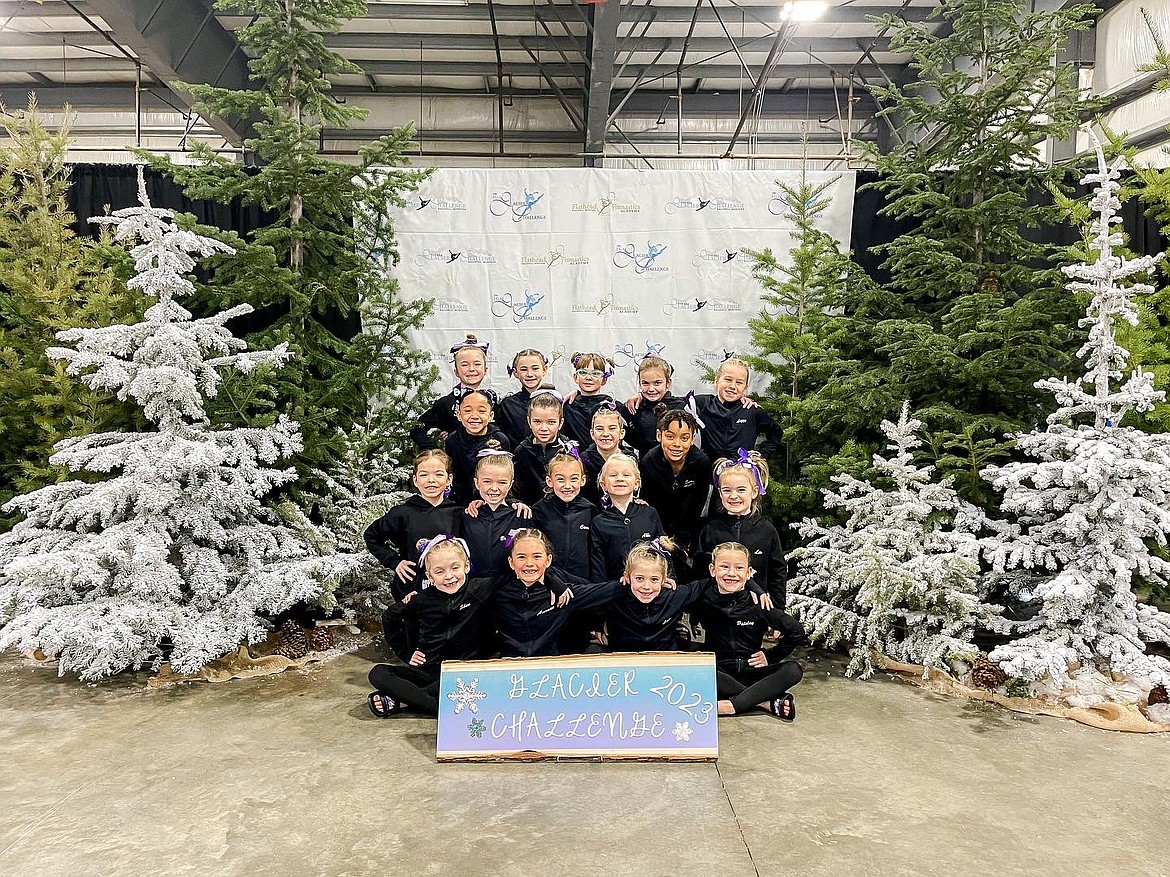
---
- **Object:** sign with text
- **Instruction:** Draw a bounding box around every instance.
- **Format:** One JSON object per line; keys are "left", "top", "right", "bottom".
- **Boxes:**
{"left": 436, "top": 652, "right": 719, "bottom": 761}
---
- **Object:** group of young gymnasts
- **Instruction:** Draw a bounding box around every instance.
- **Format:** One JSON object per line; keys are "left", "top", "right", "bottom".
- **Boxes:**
{"left": 362, "top": 334, "right": 807, "bottom": 725}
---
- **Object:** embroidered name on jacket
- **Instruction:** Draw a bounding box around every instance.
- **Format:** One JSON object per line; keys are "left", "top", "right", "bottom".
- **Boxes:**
{"left": 735, "top": 418, "right": 748, "bottom": 424}
{"left": 736, "top": 620, "right": 754, "bottom": 627}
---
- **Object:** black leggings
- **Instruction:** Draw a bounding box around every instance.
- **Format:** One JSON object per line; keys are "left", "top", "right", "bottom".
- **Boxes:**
{"left": 368, "top": 664, "right": 441, "bottom": 715}
{"left": 717, "top": 660, "right": 803, "bottom": 714}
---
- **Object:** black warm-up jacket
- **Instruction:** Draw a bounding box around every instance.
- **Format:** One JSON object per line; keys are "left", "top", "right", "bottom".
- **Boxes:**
{"left": 695, "top": 511, "right": 787, "bottom": 609}
{"left": 589, "top": 501, "right": 665, "bottom": 580}
{"left": 531, "top": 493, "right": 598, "bottom": 580}
{"left": 363, "top": 496, "right": 463, "bottom": 601}
{"left": 638, "top": 446, "right": 713, "bottom": 553}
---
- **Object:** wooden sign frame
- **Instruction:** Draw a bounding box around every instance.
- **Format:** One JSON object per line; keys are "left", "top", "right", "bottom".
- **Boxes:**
{"left": 436, "top": 651, "right": 719, "bottom": 762}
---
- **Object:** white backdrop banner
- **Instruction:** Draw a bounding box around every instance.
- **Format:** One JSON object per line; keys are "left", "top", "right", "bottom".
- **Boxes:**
{"left": 388, "top": 168, "right": 855, "bottom": 398}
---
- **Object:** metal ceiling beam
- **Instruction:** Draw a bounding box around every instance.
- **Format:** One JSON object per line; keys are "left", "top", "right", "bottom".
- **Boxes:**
{"left": 323, "top": 127, "right": 859, "bottom": 144}
{"left": 3, "top": 83, "right": 875, "bottom": 117}
{"left": 330, "top": 3, "right": 934, "bottom": 24}
{"left": 0, "top": 0, "right": 89, "bottom": 14}
{"left": 348, "top": 59, "right": 893, "bottom": 80}
{"left": 584, "top": 0, "right": 622, "bottom": 159}
{"left": 83, "top": 0, "right": 255, "bottom": 146}
{"left": 317, "top": 33, "right": 898, "bottom": 55}
{"left": 1, "top": 84, "right": 175, "bottom": 110}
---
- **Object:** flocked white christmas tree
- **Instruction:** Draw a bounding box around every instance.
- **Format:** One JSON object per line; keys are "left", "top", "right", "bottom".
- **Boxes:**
{"left": 788, "top": 402, "right": 1000, "bottom": 678}
{"left": 0, "top": 171, "right": 359, "bottom": 681}
{"left": 981, "top": 137, "right": 1170, "bottom": 696}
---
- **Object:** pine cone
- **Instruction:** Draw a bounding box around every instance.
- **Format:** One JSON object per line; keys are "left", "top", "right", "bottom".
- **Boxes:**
{"left": 274, "top": 619, "right": 309, "bottom": 660}
{"left": 307, "top": 625, "right": 334, "bottom": 653}
{"left": 971, "top": 657, "right": 1007, "bottom": 690}
{"left": 1149, "top": 684, "right": 1169, "bottom": 706}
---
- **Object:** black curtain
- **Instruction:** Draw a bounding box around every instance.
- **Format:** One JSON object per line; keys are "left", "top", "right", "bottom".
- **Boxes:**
{"left": 68, "top": 164, "right": 275, "bottom": 239}
{"left": 849, "top": 168, "right": 1169, "bottom": 275}
{"left": 67, "top": 164, "right": 361, "bottom": 340}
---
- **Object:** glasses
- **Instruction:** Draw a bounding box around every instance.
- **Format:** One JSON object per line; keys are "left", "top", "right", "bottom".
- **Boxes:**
{"left": 575, "top": 368, "right": 605, "bottom": 378}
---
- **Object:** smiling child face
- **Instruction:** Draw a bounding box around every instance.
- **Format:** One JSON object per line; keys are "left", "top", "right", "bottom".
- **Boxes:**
{"left": 711, "top": 548, "right": 752, "bottom": 593}
{"left": 425, "top": 546, "right": 470, "bottom": 594}
{"left": 413, "top": 457, "right": 452, "bottom": 503}
{"left": 547, "top": 461, "right": 584, "bottom": 503}
{"left": 717, "top": 469, "right": 757, "bottom": 516}
{"left": 573, "top": 367, "right": 606, "bottom": 395}
{"left": 715, "top": 364, "right": 749, "bottom": 403}
{"left": 454, "top": 349, "right": 486, "bottom": 388}
{"left": 639, "top": 368, "right": 671, "bottom": 403}
{"left": 457, "top": 395, "right": 493, "bottom": 436}
{"left": 512, "top": 354, "right": 547, "bottom": 391}
{"left": 509, "top": 536, "right": 551, "bottom": 586}
{"left": 475, "top": 464, "right": 512, "bottom": 507}
{"left": 657, "top": 420, "right": 695, "bottom": 466}
{"left": 600, "top": 459, "right": 638, "bottom": 500}
{"left": 625, "top": 560, "right": 665, "bottom": 603}
{"left": 590, "top": 412, "right": 624, "bottom": 453}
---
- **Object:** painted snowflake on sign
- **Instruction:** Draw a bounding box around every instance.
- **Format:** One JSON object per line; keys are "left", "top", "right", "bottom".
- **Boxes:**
{"left": 468, "top": 717, "right": 486, "bottom": 738}
{"left": 672, "top": 721, "right": 693, "bottom": 742}
{"left": 447, "top": 677, "right": 488, "bottom": 714}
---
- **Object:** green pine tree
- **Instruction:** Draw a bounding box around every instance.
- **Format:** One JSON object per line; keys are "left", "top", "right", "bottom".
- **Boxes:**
{"left": 836, "top": 0, "right": 1097, "bottom": 505}
{"left": 0, "top": 101, "right": 142, "bottom": 519}
{"left": 1124, "top": 10, "right": 1170, "bottom": 433}
{"left": 744, "top": 176, "right": 886, "bottom": 523}
{"left": 137, "top": 0, "right": 434, "bottom": 505}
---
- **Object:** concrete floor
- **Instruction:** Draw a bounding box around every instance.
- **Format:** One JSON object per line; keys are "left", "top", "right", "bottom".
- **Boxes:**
{"left": 2, "top": 644, "right": 1168, "bottom": 877}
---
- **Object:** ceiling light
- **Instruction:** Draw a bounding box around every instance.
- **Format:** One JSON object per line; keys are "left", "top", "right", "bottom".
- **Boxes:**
{"left": 782, "top": 1, "right": 828, "bottom": 21}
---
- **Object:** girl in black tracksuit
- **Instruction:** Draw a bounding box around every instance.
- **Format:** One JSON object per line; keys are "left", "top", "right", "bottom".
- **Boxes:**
{"left": 691, "top": 542, "right": 807, "bottom": 721}
{"left": 562, "top": 352, "right": 617, "bottom": 444}
{"left": 364, "top": 449, "right": 463, "bottom": 662}
{"left": 461, "top": 450, "right": 527, "bottom": 579}
{"left": 581, "top": 402, "right": 639, "bottom": 508}
{"left": 531, "top": 451, "right": 597, "bottom": 580}
{"left": 600, "top": 540, "right": 767, "bottom": 653}
{"left": 619, "top": 355, "right": 689, "bottom": 454}
{"left": 444, "top": 389, "right": 511, "bottom": 505}
{"left": 687, "top": 358, "right": 781, "bottom": 463}
{"left": 411, "top": 333, "right": 491, "bottom": 449}
{"left": 511, "top": 388, "right": 575, "bottom": 504}
{"left": 487, "top": 529, "right": 616, "bottom": 657}
{"left": 497, "top": 348, "right": 550, "bottom": 446}
{"left": 589, "top": 452, "right": 666, "bottom": 580}
{"left": 368, "top": 536, "right": 489, "bottom": 715}
{"left": 638, "top": 407, "right": 712, "bottom": 568}
{"left": 696, "top": 450, "right": 787, "bottom": 609}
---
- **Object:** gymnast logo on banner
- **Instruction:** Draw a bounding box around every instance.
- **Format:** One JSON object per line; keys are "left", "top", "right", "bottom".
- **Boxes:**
{"left": 413, "top": 194, "right": 468, "bottom": 212}
{"left": 662, "top": 297, "right": 708, "bottom": 315}
{"left": 612, "top": 341, "right": 668, "bottom": 370}
{"left": 664, "top": 194, "right": 745, "bottom": 214}
{"left": 662, "top": 297, "right": 743, "bottom": 316}
{"left": 414, "top": 247, "right": 497, "bottom": 268}
{"left": 768, "top": 188, "right": 827, "bottom": 219}
{"left": 694, "top": 347, "right": 738, "bottom": 364}
{"left": 521, "top": 244, "right": 590, "bottom": 268}
{"left": 690, "top": 248, "right": 753, "bottom": 268}
{"left": 489, "top": 189, "right": 548, "bottom": 222}
{"left": 492, "top": 289, "right": 549, "bottom": 323}
{"left": 572, "top": 293, "right": 639, "bottom": 317}
{"left": 613, "top": 242, "right": 668, "bottom": 275}
{"left": 571, "top": 192, "right": 642, "bottom": 215}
